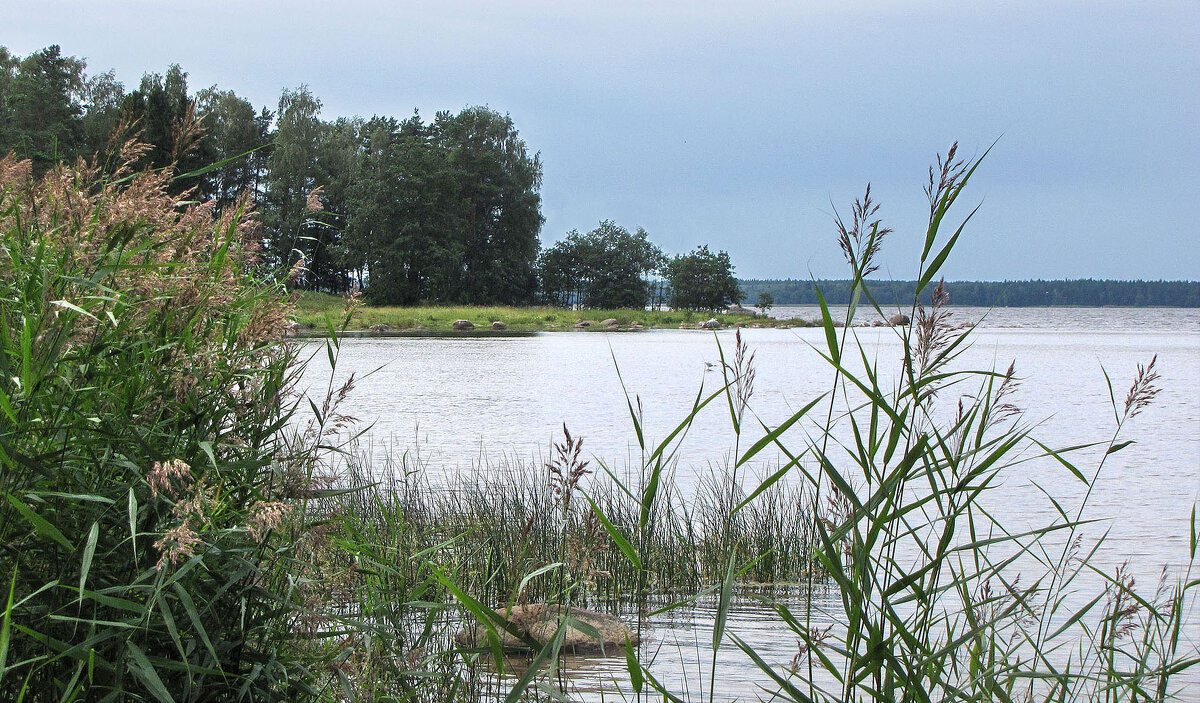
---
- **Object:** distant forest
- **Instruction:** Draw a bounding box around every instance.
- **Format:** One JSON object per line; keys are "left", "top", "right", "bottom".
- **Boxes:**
{"left": 739, "top": 279, "right": 1200, "bottom": 308}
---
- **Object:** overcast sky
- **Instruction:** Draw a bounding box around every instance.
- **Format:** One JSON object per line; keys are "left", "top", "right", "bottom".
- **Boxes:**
{"left": 8, "top": 1, "right": 1198, "bottom": 280}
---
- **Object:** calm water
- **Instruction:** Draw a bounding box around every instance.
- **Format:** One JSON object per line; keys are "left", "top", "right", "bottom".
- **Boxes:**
{"left": 300, "top": 307, "right": 1200, "bottom": 699}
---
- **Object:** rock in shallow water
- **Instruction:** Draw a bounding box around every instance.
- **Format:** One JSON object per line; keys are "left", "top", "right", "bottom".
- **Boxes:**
{"left": 455, "top": 604, "right": 639, "bottom": 655}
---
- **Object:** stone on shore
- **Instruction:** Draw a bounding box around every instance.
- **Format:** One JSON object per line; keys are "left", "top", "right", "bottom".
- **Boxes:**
{"left": 700, "top": 318, "right": 721, "bottom": 330}
{"left": 455, "top": 604, "right": 638, "bottom": 656}
{"left": 452, "top": 319, "right": 475, "bottom": 330}
{"left": 491, "top": 321, "right": 507, "bottom": 330}
{"left": 888, "top": 314, "right": 910, "bottom": 326}
{"left": 600, "top": 318, "right": 618, "bottom": 328}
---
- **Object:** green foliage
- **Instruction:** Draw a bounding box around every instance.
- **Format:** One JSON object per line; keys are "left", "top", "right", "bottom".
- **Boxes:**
{"left": 665, "top": 244, "right": 742, "bottom": 312}
{"left": 755, "top": 291, "right": 773, "bottom": 314}
{"left": 0, "top": 45, "right": 85, "bottom": 173}
{"left": 0, "top": 155, "right": 317, "bottom": 700}
{"left": 343, "top": 109, "right": 543, "bottom": 306}
{"left": 537, "top": 220, "right": 666, "bottom": 309}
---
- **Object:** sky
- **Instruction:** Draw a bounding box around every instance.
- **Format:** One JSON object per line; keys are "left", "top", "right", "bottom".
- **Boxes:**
{"left": 7, "top": 0, "right": 1199, "bottom": 281}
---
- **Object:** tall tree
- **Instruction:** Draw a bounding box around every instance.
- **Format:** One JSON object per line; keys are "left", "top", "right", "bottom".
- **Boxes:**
{"left": 79, "top": 69, "right": 126, "bottom": 160}
{"left": 195, "top": 87, "right": 271, "bottom": 215}
{"left": 122, "top": 65, "right": 208, "bottom": 179}
{"left": 345, "top": 114, "right": 461, "bottom": 303}
{"left": 538, "top": 221, "right": 665, "bottom": 309}
{"left": 434, "top": 107, "right": 543, "bottom": 304}
{"left": 665, "top": 245, "right": 742, "bottom": 311}
{"left": 261, "top": 87, "right": 324, "bottom": 283}
{"left": 2, "top": 46, "right": 85, "bottom": 172}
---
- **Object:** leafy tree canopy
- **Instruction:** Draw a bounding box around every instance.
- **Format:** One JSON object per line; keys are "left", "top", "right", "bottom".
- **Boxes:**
{"left": 538, "top": 221, "right": 665, "bottom": 309}
{"left": 665, "top": 245, "right": 742, "bottom": 312}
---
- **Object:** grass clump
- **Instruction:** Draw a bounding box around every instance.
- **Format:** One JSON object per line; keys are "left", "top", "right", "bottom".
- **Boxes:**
{"left": 0, "top": 149, "right": 336, "bottom": 700}
{"left": 290, "top": 295, "right": 798, "bottom": 334}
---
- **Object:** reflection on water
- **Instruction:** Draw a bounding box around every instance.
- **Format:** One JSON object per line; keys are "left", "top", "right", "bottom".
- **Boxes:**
{"left": 300, "top": 307, "right": 1200, "bottom": 697}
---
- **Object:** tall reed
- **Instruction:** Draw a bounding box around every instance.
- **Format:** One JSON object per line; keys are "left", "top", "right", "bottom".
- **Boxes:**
{"left": 0, "top": 147, "right": 343, "bottom": 700}
{"left": 439, "top": 143, "right": 1198, "bottom": 701}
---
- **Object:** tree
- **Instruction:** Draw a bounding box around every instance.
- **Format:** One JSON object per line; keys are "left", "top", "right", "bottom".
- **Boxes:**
{"left": 79, "top": 69, "right": 126, "bottom": 160}
{"left": 665, "top": 245, "right": 742, "bottom": 311}
{"left": 122, "top": 65, "right": 209, "bottom": 181}
{"left": 195, "top": 86, "right": 271, "bottom": 215}
{"left": 344, "top": 107, "right": 544, "bottom": 305}
{"left": 538, "top": 221, "right": 665, "bottom": 309}
{"left": 433, "top": 107, "right": 543, "bottom": 304}
{"left": 1, "top": 46, "right": 85, "bottom": 172}
{"left": 261, "top": 86, "right": 329, "bottom": 287}
{"left": 755, "top": 291, "right": 774, "bottom": 315}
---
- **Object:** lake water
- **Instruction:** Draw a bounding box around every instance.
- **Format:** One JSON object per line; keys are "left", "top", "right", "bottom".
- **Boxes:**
{"left": 300, "top": 306, "right": 1200, "bottom": 699}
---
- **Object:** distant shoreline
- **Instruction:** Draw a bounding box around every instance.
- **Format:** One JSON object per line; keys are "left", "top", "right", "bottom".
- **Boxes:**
{"left": 739, "top": 278, "right": 1200, "bottom": 308}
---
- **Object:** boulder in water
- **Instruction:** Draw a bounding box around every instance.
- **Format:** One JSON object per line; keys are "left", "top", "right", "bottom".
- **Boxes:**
{"left": 455, "top": 604, "right": 638, "bottom": 655}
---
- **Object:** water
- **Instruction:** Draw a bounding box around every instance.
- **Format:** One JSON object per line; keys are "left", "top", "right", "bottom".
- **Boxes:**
{"left": 300, "top": 307, "right": 1200, "bottom": 699}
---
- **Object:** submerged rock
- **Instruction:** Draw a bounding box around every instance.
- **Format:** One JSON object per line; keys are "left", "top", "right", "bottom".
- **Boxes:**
{"left": 452, "top": 319, "right": 475, "bottom": 330}
{"left": 455, "top": 604, "right": 639, "bottom": 655}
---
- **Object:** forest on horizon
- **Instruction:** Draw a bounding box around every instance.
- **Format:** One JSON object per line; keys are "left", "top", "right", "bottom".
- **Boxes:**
{"left": 739, "top": 278, "right": 1200, "bottom": 308}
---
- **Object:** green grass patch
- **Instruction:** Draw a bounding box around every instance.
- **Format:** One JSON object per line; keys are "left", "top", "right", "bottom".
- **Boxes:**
{"left": 290, "top": 292, "right": 814, "bottom": 333}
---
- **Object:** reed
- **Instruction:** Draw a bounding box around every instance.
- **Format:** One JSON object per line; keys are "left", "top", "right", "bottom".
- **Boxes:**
{"left": 431, "top": 143, "right": 1199, "bottom": 701}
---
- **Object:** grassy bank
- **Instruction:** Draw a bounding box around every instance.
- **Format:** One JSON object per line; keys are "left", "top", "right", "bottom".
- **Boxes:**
{"left": 291, "top": 291, "right": 820, "bottom": 333}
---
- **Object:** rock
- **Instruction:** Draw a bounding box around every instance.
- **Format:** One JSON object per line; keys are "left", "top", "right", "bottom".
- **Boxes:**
{"left": 700, "top": 318, "right": 721, "bottom": 330}
{"left": 888, "top": 314, "right": 910, "bottom": 326}
{"left": 283, "top": 320, "right": 301, "bottom": 337}
{"left": 629, "top": 321, "right": 643, "bottom": 329}
{"left": 369, "top": 323, "right": 391, "bottom": 333}
{"left": 600, "top": 318, "right": 618, "bottom": 327}
{"left": 452, "top": 319, "right": 475, "bottom": 330}
{"left": 491, "top": 321, "right": 507, "bottom": 330}
{"left": 574, "top": 320, "right": 595, "bottom": 329}
{"left": 455, "top": 604, "right": 638, "bottom": 655}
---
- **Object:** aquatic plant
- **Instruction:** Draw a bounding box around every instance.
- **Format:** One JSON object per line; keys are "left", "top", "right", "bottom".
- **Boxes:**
{"left": 439, "top": 143, "right": 1199, "bottom": 701}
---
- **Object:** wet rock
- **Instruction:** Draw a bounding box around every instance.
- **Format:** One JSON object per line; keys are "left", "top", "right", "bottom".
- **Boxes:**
{"left": 455, "top": 604, "right": 639, "bottom": 655}
{"left": 888, "top": 314, "right": 910, "bottom": 326}
{"left": 452, "top": 319, "right": 475, "bottom": 330}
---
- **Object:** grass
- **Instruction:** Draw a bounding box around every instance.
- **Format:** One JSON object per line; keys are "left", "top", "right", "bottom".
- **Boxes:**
{"left": 290, "top": 293, "right": 818, "bottom": 333}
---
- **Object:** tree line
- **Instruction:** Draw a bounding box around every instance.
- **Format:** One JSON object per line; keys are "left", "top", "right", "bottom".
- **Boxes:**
{"left": 739, "top": 278, "right": 1200, "bottom": 308}
{"left": 0, "top": 44, "right": 743, "bottom": 311}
